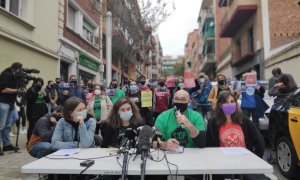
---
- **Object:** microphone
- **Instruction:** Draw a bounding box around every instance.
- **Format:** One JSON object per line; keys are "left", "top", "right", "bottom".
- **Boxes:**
{"left": 137, "top": 125, "right": 153, "bottom": 180}
{"left": 174, "top": 106, "right": 185, "bottom": 128}
{"left": 119, "top": 128, "right": 137, "bottom": 152}
{"left": 152, "top": 126, "right": 162, "bottom": 148}
{"left": 120, "top": 128, "right": 137, "bottom": 180}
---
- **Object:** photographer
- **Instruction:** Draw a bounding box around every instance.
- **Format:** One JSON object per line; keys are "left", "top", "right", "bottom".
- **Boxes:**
{"left": 0, "top": 62, "right": 23, "bottom": 155}
{"left": 26, "top": 78, "right": 48, "bottom": 142}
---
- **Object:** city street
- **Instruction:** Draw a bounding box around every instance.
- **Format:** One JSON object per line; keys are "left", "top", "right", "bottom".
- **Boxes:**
{"left": 0, "top": 130, "right": 287, "bottom": 180}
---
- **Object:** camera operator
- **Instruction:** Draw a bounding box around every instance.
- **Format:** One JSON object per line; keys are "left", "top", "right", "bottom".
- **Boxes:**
{"left": 0, "top": 62, "right": 24, "bottom": 155}
{"left": 26, "top": 78, "right": 48, "bottom": 142}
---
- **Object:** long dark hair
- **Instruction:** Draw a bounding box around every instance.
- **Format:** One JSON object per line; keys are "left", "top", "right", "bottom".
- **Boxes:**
{"left": 63, "top": 97, "right": 85, "bottom": 121}
{"left": 214, "top": 92, "right": 242, "bottom": 128}
{"left": 108, "top": 97, "right": 142, "bottom": 129}
{"left": 277, "top": 74, "right": 297, "bottom": 89}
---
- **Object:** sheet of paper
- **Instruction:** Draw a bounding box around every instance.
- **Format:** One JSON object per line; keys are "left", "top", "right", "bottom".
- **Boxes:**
{"left": 52, "top": 148, "right": 80, "bottom": 156}
{"left": 220, "top": 147, "right": 252, "bottom": 155}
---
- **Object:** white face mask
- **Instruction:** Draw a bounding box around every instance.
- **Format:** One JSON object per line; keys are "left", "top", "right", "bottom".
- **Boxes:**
{"left": 94, "top": 89, "right": 101, "bottom": 95}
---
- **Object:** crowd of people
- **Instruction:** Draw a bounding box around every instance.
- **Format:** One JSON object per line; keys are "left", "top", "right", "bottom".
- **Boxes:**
{"left": 0, "top": 62, "right": 298, "bottom": 180}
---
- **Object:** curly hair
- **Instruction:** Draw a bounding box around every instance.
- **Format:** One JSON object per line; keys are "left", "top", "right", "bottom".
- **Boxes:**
{"left": 214, "top": 92, "right": 242, "bottom": 128}
{"left": 108, "top": 97, "right": 142, "bottom": 129}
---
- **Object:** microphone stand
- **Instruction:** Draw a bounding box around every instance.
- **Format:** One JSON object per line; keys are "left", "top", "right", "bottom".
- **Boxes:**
{"left": 121, "top": 140, "right": 130, "bottom": 180}
{"left": 140, "top": 148, "right": 148, "bottom": 180}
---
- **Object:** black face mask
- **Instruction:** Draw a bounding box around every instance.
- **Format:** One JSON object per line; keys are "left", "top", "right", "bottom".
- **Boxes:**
{"left": 35, "top": 86, "right": 42, "bottom": 91}
{"left": 218, "top": 80, "right": 226, "bottom": 86}
{"left": 159, "top": 82, "right": 165, "bottom": 87}
{"left": 56, "top": 81, "right": 60, "bottom": 84}
{"left": 111, "top": 84, "right": 117, "bottom": 89}
{"left": 140, "top": 81, "right": 146, "bottom": 85}
{"left": 173, "top": 103, "right": 188, "bottom": 113}
{"left": 53, "top": 115, "right": 62, "bottom": 121}
{"left": 70, "top": 80, "right": 77, "bottom": 85}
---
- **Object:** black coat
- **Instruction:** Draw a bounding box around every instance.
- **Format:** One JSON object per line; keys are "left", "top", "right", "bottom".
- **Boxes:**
{"left": 206, "top": 116, "right": 265, "bottom": 158}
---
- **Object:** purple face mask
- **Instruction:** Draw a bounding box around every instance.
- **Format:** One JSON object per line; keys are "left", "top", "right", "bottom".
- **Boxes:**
{"left": 222, "top": 104, "right": 236, "bottom": 115}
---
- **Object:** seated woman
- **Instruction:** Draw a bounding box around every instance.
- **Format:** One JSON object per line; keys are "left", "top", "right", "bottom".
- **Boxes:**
{"left": 206, "top": 92, "right": 265, "bottom": 180}
{"left": 102, "top": 97, "right": 143, "bottom": 148}
{"left": 101, "top": 97, "right": 143, "bottom": 180}
{"left": 269, "top": 74, "right": 298, "bottom": 104}
{"left": 51, "top": 97, "right": 96, "bottom": 150}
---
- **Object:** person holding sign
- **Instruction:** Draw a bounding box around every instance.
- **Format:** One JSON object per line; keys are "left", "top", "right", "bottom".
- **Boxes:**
{"left": 108, "top": 79, "right": 125, "bottom": 104}
{"left": 240, "top": 70, "right": 267, "bottom": 129}
{"left": 128, "top": 80, "right": 153, "bottom": 126}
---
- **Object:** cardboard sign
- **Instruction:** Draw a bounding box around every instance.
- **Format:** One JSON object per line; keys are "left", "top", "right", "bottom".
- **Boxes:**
{"left": 243, "top": 72, "right": 257, "bottom": 86}
{"left": 166, "top": 76, "right": 175, "bottom": 88}
{"left": 184, "top": 71, "right": 195, "bottom": 88}
{"left": 141, "top": 91, "right": 152, "bottom": 107}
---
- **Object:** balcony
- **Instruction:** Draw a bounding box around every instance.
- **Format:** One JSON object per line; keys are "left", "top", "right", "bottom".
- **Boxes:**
{"left": 220, "top": 0, "right": 257, "bottom": 37}
{"left": 199, "top": 53, "right": 216, "bottom": 72}
{"left": 231, "top": 39, "right": 255, "bottom": 66}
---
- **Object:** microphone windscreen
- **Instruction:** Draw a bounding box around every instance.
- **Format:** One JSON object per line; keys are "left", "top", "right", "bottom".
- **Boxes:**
{"left": 137, "top": 125, "right": 153, "bottom": 151}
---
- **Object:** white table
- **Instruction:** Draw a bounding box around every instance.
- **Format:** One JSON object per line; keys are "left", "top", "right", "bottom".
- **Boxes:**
{"left": 21, "top": 147, "right": 273, "bottom": 177}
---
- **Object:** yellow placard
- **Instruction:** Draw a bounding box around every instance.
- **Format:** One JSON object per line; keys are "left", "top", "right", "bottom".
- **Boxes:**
{"left": 141, "top": 91, "right": 152, "bottom": 107}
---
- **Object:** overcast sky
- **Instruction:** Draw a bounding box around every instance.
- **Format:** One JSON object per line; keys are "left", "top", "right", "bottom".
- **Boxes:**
{"left": 157, "top": 0, "right": 203, "bottom": 58}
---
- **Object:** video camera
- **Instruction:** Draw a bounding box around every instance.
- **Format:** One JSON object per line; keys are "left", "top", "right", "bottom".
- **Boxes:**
{"left": 17, "top": 68, "right": 40, "bottom": 89}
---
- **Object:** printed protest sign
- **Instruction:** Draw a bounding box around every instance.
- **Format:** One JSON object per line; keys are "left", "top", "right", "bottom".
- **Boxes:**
{"left": 184, "top": 71, "right": 195, "bottom": 88}
{"left": 141, "top": 91, "right": 152, "bottom": 107}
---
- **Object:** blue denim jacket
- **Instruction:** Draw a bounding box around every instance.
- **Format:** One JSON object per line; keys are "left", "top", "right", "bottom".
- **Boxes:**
{"left": 51, "top": 118, "right": 96, "bottom": 150}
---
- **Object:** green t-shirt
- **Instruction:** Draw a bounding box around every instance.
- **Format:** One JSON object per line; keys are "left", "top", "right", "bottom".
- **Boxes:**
{"left": 155, "top": 108, "right": 206, "bottom": 148}
{"left": 109, "top": 89, "right": 125, "bottom": 104}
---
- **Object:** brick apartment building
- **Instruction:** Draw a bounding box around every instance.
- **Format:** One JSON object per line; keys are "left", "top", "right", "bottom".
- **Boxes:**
{"left": 58, "top": 0, "right": 102, "bottom": 83}
{"left": 198, "top": 0, "right": 216, "bottom": 80}
{"left": 215, "top": 0, "right": 300, "bottom": 83}
{"left": 184, "top": 29, "right": 200, "bottom": 77}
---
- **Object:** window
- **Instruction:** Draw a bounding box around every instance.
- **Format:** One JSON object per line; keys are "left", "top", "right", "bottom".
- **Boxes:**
{"left": 0, "top": 0, "right": 22, "bottom": 16}
{"left": 68, "top": 4, "right": 76, "bottom": 30}
{"left": 82, "top": 19, "right": 95, "bottom": 44}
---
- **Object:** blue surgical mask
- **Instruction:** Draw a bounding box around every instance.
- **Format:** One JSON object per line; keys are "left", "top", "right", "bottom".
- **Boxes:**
{"left": 119, "top": 111, "right": 133, "bottom": 121}
{"left": 75, "top": 110, "right": 87, "bottom": 119}
{"left": 130, "top": 85, "right": 137, "bottom": 92}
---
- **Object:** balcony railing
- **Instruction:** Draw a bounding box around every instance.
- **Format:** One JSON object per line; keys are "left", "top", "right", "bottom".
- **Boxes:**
{"left": 231, "top": 39, "right": 254, "bottom": 66}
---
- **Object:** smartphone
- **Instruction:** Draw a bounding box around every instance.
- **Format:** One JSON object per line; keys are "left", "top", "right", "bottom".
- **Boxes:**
{"left": 80, "top": 160, "right": 95, "bottom": 167}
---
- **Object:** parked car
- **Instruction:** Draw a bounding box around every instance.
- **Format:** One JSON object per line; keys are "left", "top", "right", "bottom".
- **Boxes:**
{"left": 268, "top": 88, "right": 300, "bottom": 179}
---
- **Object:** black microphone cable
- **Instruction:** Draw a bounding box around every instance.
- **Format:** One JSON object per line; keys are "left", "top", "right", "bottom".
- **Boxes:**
{"left": 162, "top": 150, "right": 178, "bottom": 180}
{"left": 79, "top": 162, "right": 94, "bottom": 175}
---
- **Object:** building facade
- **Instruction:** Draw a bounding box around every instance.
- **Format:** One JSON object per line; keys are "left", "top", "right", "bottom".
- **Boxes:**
{"left": 162, "top": 55, "right": 178, "bottom": 76}
{"left": 0, "top": 0, "right": 59, "bottom": 82}
{"left": 151, "top": 35, "right": 163, "bottom": 80}
{"left": 214, "top": 0, "right": 232, "bottom": 78}
{"left": 198, "top": 0, "right": 216, "bottom": 80}
{"left": 59, "top": 0, "right": 102, "bottom": 83}
{"left": 263, "top": 0, "right": 300, "bottom": 85}
{"left": 184, "top": 29, "right": 200, "bottom": 77}
{"left": 218, "top": 0, "right": 264, "bottom": 80}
